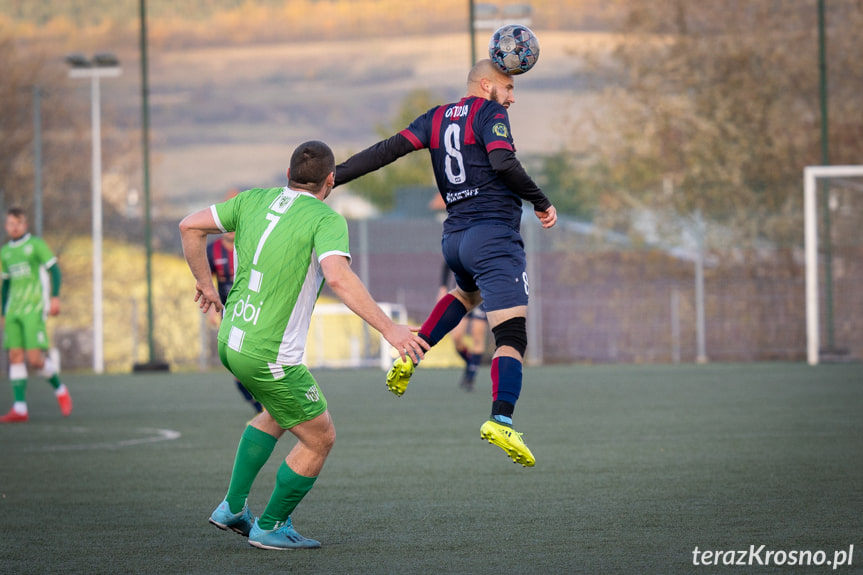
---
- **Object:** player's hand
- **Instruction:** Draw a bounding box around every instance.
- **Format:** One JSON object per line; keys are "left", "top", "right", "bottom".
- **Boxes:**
{"left": 384, "top": 324, "right": 430, "bottom": 364}
{"left": 535, "top": 205, "right": 557, "bottom": 229}
{"left": 48, "top": 296, "right": 61, "bottom": 316}
{"left": 194, "top": 282, "right": 222, "bottom": 314}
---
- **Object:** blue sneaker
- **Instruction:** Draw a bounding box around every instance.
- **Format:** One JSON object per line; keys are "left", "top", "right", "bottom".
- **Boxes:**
{"left": 209, "top": 500, "right": 255, "bottom": 537}
{"left": 248, "top": 518, "right": 321, "bottom": 550}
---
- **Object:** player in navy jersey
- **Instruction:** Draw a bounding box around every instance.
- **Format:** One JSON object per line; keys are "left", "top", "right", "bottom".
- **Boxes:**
{"left": 335, "top": 59, "right": 557, "bottom": 467}
{"left": 206, "top": 189, "right": 263, "bottom": 414}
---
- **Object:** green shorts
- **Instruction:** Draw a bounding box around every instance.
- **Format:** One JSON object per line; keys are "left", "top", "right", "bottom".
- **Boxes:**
{"left": 3, "top": 313, "right": 49, "bottom": 351}
{"left": 218, "top": 342, "right": 327, "bottom": 429}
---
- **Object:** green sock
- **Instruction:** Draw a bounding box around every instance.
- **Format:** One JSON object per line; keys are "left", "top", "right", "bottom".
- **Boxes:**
{"left": 11, "top": 379, "right": 27, "bottom": 403}
{"left": 257, "top": 461, "right": 317, "bottom": 530}
{"left": 225, "top": 426, "right": 277, "bottom": 514}
{"left": 47, "top": 373, "right": 61, "bottom": 390}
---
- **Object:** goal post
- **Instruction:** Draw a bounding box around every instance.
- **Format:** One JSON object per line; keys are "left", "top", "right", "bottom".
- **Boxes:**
{"left": 804, "top": 165, "right": 863, "bottom": 365}
{"left": 304, "top": 302, "right": 407, "bottom": 370}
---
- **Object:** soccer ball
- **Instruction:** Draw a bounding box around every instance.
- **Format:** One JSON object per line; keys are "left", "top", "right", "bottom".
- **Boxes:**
{"left": 488, "top": 24, "right": 540, "bottom": 75}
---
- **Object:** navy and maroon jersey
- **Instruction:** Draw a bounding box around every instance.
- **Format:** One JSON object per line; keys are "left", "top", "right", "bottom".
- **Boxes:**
{"left": 334, "top": 96, "right": 551, "bottom": 236}
{"left": 206, "top": 238, "right": 235, "bottom": 305}
{"left": 402, "top": 96, "right": 524, "bottom": 233}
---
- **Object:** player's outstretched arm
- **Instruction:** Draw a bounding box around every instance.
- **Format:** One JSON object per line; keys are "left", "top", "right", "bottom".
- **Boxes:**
{"left": 334, "top": 132, "right": 416, "bottom": 187}
{"left": 179, "top": 208, "right": 223, "bottom": 314}
{"left": 321, "top": 254, "right": 428, "bottom": 363}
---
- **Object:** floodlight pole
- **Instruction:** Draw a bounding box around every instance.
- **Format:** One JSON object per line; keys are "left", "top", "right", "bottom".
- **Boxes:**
{"left": 138, "top": 0, "right": 160, "bottom": 370}
{"left": 468, "top": 0, "right": 477, "bottom": 65}
{"left": 68, "top": 63, "right": 121, "bottom": 374}
{"left": 816, "top": 0, "right": 835, "bottom": 351}
{"left": 33, "top": 86, "right": 43, "bottom": 236}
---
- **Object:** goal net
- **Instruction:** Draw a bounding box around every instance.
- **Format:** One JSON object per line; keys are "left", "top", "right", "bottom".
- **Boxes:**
{"left": 804, "top": 165, "right": 863, "bottom": 365}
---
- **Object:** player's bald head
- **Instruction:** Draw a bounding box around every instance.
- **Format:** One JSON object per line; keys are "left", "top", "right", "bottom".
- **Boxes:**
{"left": 467, "top": 59, "right": 509, "bottom": 90}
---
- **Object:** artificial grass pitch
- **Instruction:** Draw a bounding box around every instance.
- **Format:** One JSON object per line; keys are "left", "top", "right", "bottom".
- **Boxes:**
{"left": 1, "top": 363, "right": 860, "bottom": 574}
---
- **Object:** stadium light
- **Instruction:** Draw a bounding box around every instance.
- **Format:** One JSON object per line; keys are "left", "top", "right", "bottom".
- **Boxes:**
{"left": 67, "top": 52, "right": 122, "bottom": 374}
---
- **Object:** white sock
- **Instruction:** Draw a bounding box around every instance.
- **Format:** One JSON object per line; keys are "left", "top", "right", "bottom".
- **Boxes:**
{"left": 40, "top": 356, "right": 57, "bottom": 378}
{"left": 12, "top": 401, "right": 28, "bottom": 415}
{"left": 54, "top": 383, "right": 68, "bottom": 397}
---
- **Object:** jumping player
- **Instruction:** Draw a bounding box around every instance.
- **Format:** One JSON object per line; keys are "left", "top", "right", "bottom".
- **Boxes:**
{"left": 0, "top": 207, "right": 71, "bottom": 423}
{"left": 335, "top": 59, "right": 557, "bottom": 467}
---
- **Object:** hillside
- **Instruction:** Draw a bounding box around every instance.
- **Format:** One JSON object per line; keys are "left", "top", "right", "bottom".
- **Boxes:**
{"left": 138, "top": 30, "right": 607, "bottom": 215}
{"left": 2, "top": 1, "right": 616, "bottom": 218}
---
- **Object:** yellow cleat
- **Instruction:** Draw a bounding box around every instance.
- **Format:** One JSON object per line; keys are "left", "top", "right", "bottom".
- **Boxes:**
{"left": 385, "top": 356, "right": 415, "bottom": 397}
{"left": 480, "top": 419, "right": 536, "bottom": 467}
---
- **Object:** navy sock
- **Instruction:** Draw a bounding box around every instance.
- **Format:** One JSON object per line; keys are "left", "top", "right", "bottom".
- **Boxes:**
{"left": 464, "top": 353, "right": 482, "bottom": 383}
{"left": 456, "top": 346, "right": 470, "bottom": 362}
{"left": 419, "top": 294, "right": 467, "bottom": 346}
{"left": 491, "top": 356, "right": 522, "bottom": 418}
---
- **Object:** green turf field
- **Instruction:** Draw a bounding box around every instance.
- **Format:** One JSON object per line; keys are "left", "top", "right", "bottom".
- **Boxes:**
{"left": 1, "top": 363, "right": 861, "bottom": 574}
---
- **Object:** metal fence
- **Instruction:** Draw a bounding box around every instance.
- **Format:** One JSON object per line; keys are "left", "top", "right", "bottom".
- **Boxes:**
{"left": 25, "top": 203, "right": 862, "bottom": 375}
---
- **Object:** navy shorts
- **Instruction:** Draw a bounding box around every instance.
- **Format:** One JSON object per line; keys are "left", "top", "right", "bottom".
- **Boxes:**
{"left": 441, "top": 224, "right": 529, "bottom": 312}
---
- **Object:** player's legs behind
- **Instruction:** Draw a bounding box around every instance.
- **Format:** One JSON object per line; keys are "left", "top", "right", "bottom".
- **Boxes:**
{"left": 385, "top": 289, "right": 534, "bottom": 467}
{"left": 235, "top": 378, "right": 263, "bottom": 413}
{"left": 1, "top": 340, "right": 71, "bottom": 423}
{"left": 456, "top": 310, "right": 487, "bottom": 392}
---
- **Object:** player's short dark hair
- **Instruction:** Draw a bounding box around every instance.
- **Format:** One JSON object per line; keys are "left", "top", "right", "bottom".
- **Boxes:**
{"left": 289, "top": 140, "right": 335, "bottom": 187}
{"left": 6, "top": 207, "right": 27, "bottom": 220}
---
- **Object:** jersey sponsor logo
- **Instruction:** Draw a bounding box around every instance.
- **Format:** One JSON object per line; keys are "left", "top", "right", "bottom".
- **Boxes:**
{"left": 8, "top": 262, "right": 31, "bottom": 278}
{"left": 445, "top": 188, "right": 480, "bottom": 204}
{"left": 305, "top": 385, "right": 320, "bottom": 402}
{"left": 492, "top": 123, "right": 509, "bottom": 138}
{"left": 232, "top": 294, "right": 264, "bottom": 325}
{"left": 445, "top": 104, "right": 470, "bottom": 119}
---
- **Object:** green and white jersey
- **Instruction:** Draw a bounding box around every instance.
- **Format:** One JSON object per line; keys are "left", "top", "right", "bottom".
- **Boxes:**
{"left": 0, "top": 233, "right": 56, "bottom": 318}
{"left": 212, "top": 186, "right": 351, "bottom": 366}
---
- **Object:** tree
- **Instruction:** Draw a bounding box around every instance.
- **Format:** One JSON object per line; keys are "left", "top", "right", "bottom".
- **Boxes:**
{"left": 341, "top": 88, "right": 439, "bottom": 211}
{"left": 539, "top": 151, "right": 593, "bottom": 220}
{"left": 575, "top": 0, "right": 863, "bottom": 246}
{"left": 0, "top": 27, "right": 139, "bottom": 246}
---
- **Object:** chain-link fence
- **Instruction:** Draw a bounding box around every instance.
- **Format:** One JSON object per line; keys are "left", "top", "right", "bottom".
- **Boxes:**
{"left": 20, "top": 192, "right": 860, "bottom": 375}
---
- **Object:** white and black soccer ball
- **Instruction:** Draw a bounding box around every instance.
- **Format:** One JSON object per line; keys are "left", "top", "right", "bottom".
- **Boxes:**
{"left": 488, "top": 24, "right": 540, "bottom": 75}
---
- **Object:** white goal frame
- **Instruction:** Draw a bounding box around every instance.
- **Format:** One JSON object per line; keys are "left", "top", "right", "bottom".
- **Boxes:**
{"left": 804, "top": 165, "right": 863, "bottom": 365}
{"left": 304, "top": 302, "right": 407, "bottom": 370}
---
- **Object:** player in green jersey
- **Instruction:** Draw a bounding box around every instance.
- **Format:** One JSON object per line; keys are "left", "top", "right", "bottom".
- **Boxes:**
{"left": 180, "top": 140, "right": 428, "bottom": 550}
{"left": 0, "top": 207, "right": 71, "bottom": 423}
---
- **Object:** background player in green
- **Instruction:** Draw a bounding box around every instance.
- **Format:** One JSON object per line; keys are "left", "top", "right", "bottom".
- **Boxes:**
{"left": 0, "top": 207, "right": 71, "bottom": 423}
{"left": 180, "top": 140, "right": 428, "bottom": 550}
